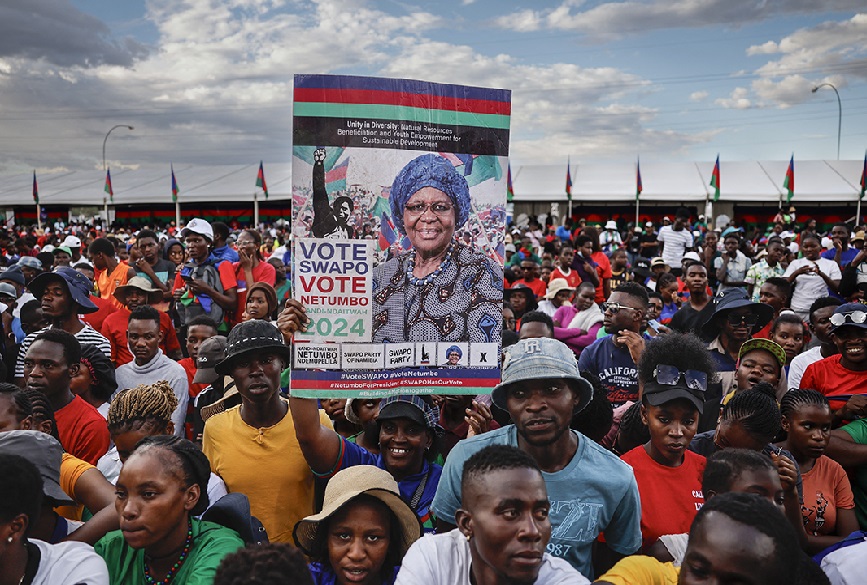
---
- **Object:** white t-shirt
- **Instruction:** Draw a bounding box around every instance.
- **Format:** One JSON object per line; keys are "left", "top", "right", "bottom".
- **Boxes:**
{"left": 31, "top": 539, "right": 109, "bottom": 585}
{"left": 395, "top": 529, "right": 590, "bottom": 585}
{"left": 788, "top": 345, "right": 825, "bottom": 391}
{"left": 783, "top": 257, "right": 842, "bottom": 313}
{"left": 657, "top": 226, "right": 693, "bottom": 267}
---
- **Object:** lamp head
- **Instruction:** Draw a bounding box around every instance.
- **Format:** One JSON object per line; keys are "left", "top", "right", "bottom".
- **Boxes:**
{"left": 811, "top": 87, "right": 818, "bottom": 93}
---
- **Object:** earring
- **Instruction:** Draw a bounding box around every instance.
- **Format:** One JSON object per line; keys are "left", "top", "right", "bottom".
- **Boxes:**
{"left": 6, "top": 536, "right": 11, "bottom": 543}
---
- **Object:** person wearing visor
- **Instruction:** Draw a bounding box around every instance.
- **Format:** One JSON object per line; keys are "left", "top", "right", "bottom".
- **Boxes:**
{"left": 700, "top": 289, "right": 773, "bottom": 372}
{"left": 431, "top": 337, "right": 640, "bottom": 579}
{"left": 288, "top": 391, "right": 443, "bottom": 533}
{"left": 620, "top": 333, "right": 715, "bottom": 552}
{"left": 800, "top": 302, "right": 867, "bottom": 427}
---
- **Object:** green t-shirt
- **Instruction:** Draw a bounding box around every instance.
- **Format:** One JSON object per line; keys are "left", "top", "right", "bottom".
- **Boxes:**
{"left": 841, "top": 419, "right": 867, "bottom": 529}
{"left": 95, "top": 519, "right": 244, "bottom": 585}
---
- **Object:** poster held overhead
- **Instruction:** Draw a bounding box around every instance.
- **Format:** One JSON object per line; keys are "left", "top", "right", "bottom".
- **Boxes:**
{"left": 290, "top": 74, "right": 509, "bottom": 398}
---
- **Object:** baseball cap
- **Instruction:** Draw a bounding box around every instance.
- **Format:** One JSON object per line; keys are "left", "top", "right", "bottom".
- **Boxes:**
{"left": 0, "top": 282, "right": 18, "bottom": 300}
{"left": 683, "top": 251, "right": 701, "bottom": 263}
{"left": 643, "top": 365, "right": 706, "bottom": 414}
{"left": 181, "top": 218, "right": 214, "bottom": 242}
{"left": 491, "top": 337, "right": 593, "bottom": 412}
{"left": 376, "top": 395, "right": 440, "bottom": 431}
{"left": 830, "top": 302, "right": 867, "bottom": 332}
{"left": 193, "top": 336, "right": 228, "bottom": 385}
{"left": 62, "top": 235, "right": 82, "bottom": 249}
{"left": 645, "top": 221, "right": 653, "bottom": 227}
{"left": 0, "top": 266, "right": 25, "bottom": 286}
{"left": 0, "top": 431, "right": 74, "bottom": 505}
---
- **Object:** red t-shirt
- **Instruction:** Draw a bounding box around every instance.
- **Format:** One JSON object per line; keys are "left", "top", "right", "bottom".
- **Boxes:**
{"left": 621, "top": 445, "right": 706, "bottom": 550}
{"left": 514, "top": 278, "right": 547, "bottom": 300}
{"left": 550, "top": 266, "right": 582, "bottom": 289}
{"left": 171, "top": 260, "right": 238, "bottom": 324}
{"left": 81, "top": 294, "right": 116, "bottom": 333}
{"left": 233, "top": 261, "right": 277, "bottom": 322}
{"left": 800, "top": 355, "right": 867, "bottom": 411}
{"left": 101, "top": 308, "right": 181, "bottom": 366}
{"left": 591, "top": 251, "right": 613, "bottom": 304}
{"left": 55, "top": 395, "right": 110, "bottom": 465}
{"left": 179, "top": 357, "right": 208, "bottom": 399}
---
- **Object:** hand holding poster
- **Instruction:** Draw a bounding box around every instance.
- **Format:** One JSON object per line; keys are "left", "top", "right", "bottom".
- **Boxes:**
{"left": 291, "top": 74, "right": 509, "bottom": 398}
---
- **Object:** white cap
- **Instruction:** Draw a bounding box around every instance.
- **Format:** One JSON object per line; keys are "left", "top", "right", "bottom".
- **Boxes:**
{"left": 683, "top": 251, "right": 701, "bottom": 262}
{"left": 62, "top": 235, "right": 81, "bottom": 249}
{"left": 181, "top": 218, "right": 214, "bottom": 242}
{"left": 821, "top": 236, "right": 833, "bottom": 249}
{"left": 605, "top": 220, "right": 617, "bottom": 230}
{"left": 645, "top": 221, "right": 653, "bottom": 227}
{"left": 780, "top": 231, "right": 795, "bottom": 239}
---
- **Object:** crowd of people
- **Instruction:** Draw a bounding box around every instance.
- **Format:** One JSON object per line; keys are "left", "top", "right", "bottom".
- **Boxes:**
{"left": 0, "top": 206, "right": 865, "bottom": 585}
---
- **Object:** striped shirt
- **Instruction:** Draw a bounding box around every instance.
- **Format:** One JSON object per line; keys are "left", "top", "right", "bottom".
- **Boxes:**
{"left": 15, "top": 325, "right": 112, "bottom": 379}
{"left": 657, "top": 226, "right": 694, "bottom": 267}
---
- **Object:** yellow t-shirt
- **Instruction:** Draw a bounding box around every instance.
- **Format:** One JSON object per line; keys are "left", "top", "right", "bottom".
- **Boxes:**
{"left": 202, "top": 402, "right": 332, "bottom": 543}
{"left": 56, "top": 452, "right": 93, "bottom": 521}
{"left": 597, "top": 555, "right": 680, "bottom": 585}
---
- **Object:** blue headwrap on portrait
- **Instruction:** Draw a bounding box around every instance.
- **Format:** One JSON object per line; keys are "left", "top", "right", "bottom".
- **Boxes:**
{"left": 390, "top": 154, "right": 471, "bottom": 237}
{"left": 445, "top": 345, "right": 462, "bottom": 358}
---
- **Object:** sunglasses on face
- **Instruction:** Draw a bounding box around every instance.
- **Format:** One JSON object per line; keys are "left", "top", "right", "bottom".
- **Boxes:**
{"left": 830, "top": 310, "right": 867, "bottom": 327}
{"left": 602, "top": 302, "right": 641, "bottom": 315}
{"left": 653, "top": 364, "right": 708, "bottom": 392}
{"left": 726, "top": 313, "right": 758, "bottom": 327}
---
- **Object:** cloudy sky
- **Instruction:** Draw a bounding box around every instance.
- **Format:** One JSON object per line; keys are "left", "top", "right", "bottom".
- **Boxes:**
{"left": 1, "top": 0, "right": 865, "bottom": 173}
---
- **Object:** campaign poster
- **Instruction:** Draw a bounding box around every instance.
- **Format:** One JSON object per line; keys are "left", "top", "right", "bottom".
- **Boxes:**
{"left": 290, "top": 74, "right": 509, "bottom": 398}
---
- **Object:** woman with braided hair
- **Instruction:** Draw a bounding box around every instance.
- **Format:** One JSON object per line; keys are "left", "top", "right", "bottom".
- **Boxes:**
{"left": 95, "top": 435, "right": 244, "bottom": 584}
{"left": 777, "top": 389, "right": 858, "bottom": 553}
{"left": 98, "top": 381, "right": 229, "bottom": 509}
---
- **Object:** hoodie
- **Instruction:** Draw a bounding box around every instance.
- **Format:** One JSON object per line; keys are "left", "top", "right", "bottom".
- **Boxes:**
{"left": 114, "top": 349, "right": 189, "bottom": 436}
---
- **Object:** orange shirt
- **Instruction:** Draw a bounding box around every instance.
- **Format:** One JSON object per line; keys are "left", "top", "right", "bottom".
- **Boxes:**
{"left": 801, "top": 455, "right": 855, "bottom": 536}
{"left": 96, "top": 262, "right": 130, "bottom": 310}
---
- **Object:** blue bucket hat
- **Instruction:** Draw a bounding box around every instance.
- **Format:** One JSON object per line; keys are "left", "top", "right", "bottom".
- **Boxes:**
{"left": 28, "top": 267, "right": 97, "bottom": 313}
{"left": 492, "top": 337, "right": 594, "bottom": 412}
{"left": 389, "top": 154, "right": 471, "bottom": 237}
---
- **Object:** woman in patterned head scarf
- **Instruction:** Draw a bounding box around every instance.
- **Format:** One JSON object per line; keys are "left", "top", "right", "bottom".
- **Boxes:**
{"left": 372, "top": 154, "right": 502, "bottom": 345}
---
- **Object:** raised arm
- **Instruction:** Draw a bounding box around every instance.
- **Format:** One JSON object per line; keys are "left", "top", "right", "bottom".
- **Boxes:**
{"left": 288, "top": 395, "right": 342, "bottom": 475}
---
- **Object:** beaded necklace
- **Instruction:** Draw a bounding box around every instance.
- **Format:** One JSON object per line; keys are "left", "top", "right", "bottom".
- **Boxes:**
{"left": 405, "top": 241, "right": 455, "bottom": 287}
{"left": 144, "top": 521, "right": 193, "bottom": 585}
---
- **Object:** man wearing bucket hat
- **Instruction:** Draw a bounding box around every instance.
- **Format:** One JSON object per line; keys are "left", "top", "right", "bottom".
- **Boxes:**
{"left": 14, "top": 267, "right": 111, "bottom": 381}
{"left": 99, "top": 276, "right": 182, "bottom": 366}
{"left": 700, "top": 289, "right": 774, "bottom": 373}
{"left": 432, "top": 337, "right": 641, "bottom": 579}
{"left": 600, "top": 220, "right": 622, "bottom": 255}
{"left": 294, "top": 465, "right": 421, "bottom": 585}
{"left": 800, "top": 302, "right": 867, "bottom": 423}
{"left": 538, "top": 278, "right": 574, "bottom": 318}
{"left": 202, "top": 319, "right": 331, "bottom": 543}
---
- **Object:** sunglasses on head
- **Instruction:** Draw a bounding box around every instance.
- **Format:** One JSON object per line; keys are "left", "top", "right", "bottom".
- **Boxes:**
{"left": 653, "top": 365, "right": 708, "bottom": 392}
{"left": 602, "top": 302, "right": 641, "bottom": 315}
{"left": 726, "top": 313, "right": 758, "bottom": 327}
{"left": 830, "top": 310, "right": 867, "bottom": 327}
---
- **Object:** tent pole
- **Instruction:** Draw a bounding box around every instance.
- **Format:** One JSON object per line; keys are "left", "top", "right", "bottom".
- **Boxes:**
{"left": 103, "top": 197, "right": 108, "bottom": 230}
{"left": 175, "top": 200, "right": 181, "bottom": 228}
{"left": 635, "top": 198, "right": 639, "bottom": 229}
{"left": 36, "top": 203, "right": 41, "bottom": 230}
{"left": 254, "top": 191, "right": 259, "bottom": 227}
{"left": 858, "top": 198, "right": 862, "bottom": 227}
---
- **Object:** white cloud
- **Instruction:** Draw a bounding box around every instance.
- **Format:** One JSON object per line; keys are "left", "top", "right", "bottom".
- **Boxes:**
{"left": 493, "top": 0, "right": 865, "bottom": 37}
{"left": 715, "top": 87, "right": 752, "bottom": 109}
{"left": 690, "top": 91, "right": 708, "bottom": 101}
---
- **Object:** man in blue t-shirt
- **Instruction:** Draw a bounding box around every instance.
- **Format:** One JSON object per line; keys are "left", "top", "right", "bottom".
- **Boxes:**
{"left": 432, "top": 337, "right": 641, "bottom": 580}
{"left": 577, "top": 282, "right": 648, "bottom": 407}
{"left": 822, "top": 222, "right": 858, "bottom": 269}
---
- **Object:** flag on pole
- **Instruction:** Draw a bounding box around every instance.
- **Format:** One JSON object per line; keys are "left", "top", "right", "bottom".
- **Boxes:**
{"left": 104, "top": 168, "right": 114, "bottom": 202}
{"left": 32, "top": 171, "right": 38, "bottom": 204}
{"left": 171, "top": 165, "right": 179, "bottom": 203}
{"left": 710, "top": 155, "right": 720, "bottom": 201}
{"left": 636, "top": 159, "right": 643, "bottom": 201}
{"left": 565, "top": 158, "right": 572, "bottom": 202}
{"left": 506, "top": 163, "right": 514, "bottom": 202}
{"left": 256, "top": 161, "right": 269, "bottom": 200}
{"left": 860, "top": 150, "right": 866, "bottom": 200}
{"left": 783, "top": 155, "right": 794, "bottom": 202}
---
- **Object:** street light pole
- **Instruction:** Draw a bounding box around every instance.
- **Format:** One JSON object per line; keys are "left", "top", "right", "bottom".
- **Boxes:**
{"left": 811, "top": 83, "right": 841, "bottom": 160}
{"left": 102, "top": 124, "right": 134, "bottom": 228}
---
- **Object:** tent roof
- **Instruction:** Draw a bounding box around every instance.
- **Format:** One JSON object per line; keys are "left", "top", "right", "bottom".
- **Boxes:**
{"left": 0, "top": 159, "right": 861, "bottom": 206}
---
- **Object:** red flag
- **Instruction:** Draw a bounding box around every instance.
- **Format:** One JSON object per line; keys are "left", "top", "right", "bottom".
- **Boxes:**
{"left": 171, "top": 165, "right": 179, "bottom": 203}
{"left": 104, "top": 168, "right": 114, "bottom": 202}
{"left": 710, "top": 155, "right": 720, "bottom": 201}
{"left": 565, "top": 158, "right": 572, "bottom": 201}
{"left": 783, "top": 155, "right": 794, "bottom": 202}
{"left": 32, "top": 171, "right": 38, "bottom": 204}
{"left": 507, "top": 163, "right": 514, "bottom": 202}
{"left": 256, "top": 161, "right": 269, "bottom": 200}
{"left": 636, "top": 159, "right": 643, "bottom": 201}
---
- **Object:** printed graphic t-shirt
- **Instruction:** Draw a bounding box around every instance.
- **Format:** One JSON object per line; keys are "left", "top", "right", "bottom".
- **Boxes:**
{"left": 578, "top": 335, "right": 639, "bottom": 407}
